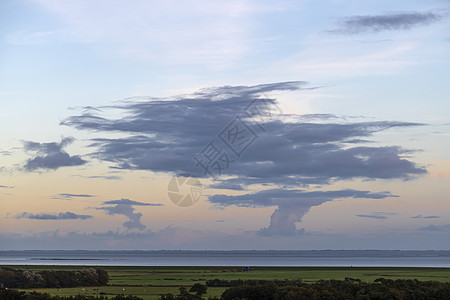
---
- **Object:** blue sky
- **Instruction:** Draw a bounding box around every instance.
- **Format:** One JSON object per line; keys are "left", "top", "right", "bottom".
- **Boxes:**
{"left": 1, "top": 0, "right": 449, "bottom": 250}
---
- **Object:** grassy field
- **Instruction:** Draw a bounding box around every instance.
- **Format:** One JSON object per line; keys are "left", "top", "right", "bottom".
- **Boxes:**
{"left": 4, "top": 265, "right": 450, "bottom": 299}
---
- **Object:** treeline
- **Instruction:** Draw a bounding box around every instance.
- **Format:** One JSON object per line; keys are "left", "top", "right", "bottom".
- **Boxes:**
{"left": 0, "top": 289, "right": 140, "bottom": 300}
{"left": 219, "top": 278, "right": 450, "bottom": 300}
{"left": 158, "top": 278, "right": 450, "bottom": 300}
{"left": 0, "top": 268, "right": 109, "bottom": 289}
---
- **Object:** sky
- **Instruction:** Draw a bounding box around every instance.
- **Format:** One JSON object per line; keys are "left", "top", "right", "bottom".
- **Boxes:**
{"left": 1, "top": 0, "right": 449, "bottom": 250}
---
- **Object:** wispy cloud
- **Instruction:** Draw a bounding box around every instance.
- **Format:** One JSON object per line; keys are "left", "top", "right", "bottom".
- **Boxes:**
{"left": 209, "top": 181, "right": 246, "bottom": 191}
{"left": 22, "top": 137, "right": 87, "bottom": 171}
{"left": 412, "top": 215, "right": 440, "bottom": 219}
{"left": 357, "top": 214, "right": 386, "bottom": 220}
{"left": 96, "top": 198, "right": 162, "bottom": 231}
{"left": 210, "top": 189, "right": 395, "bottom": 236}
{"left": 72, "top": 175, "right": 122, "bottom": 180}
{"left": 0, "top": 150, "right": 12, "bottom": 156}
{"left": 28, "top": 0, "right": 265, "bottom": 65}
{"left": 330, "top": 12, "right": 440, "bottom": 34}
{"left": 419, "top": 224, "right": 450, "bottom": 232}
{"left": 15, "top": 212, "right": 92, "bottom": 220}
{"left": 357, "top": 212, "right": 397, "bottom": 219}
{"left": 102, "top": 199, "right": 162, "bottom": 206}
{"left": 2, "top": 225, "right": 450, "bottom": 250}
{"left": 356, "top": 212, "right": 396, "bottom": 219}
{"left": 52, "top": 193, "right": 96, "bottom": 200}
{"left": 0, "top": 185, "right": 14, "bottom": 189}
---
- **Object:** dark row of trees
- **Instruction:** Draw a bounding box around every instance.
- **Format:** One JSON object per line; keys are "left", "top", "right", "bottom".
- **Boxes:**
{"left": 159, "top": 284, "right": 209, "bottom": 300}
{"left": 0, "top": 289, "right": 140, "bottom": 300}
{"left": 219, "top": 278, "right": 450, "bottom": 300}
{"left": 158, "top": 278, "right": 450, "bottom": 300}
{"left": 0, "top": 268, "right": 109, "bottom": 289}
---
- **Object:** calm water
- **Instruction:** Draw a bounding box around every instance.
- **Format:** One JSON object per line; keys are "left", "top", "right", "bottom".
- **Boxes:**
{"left": 0, "top": 250, "right": 449, "bottom": 267}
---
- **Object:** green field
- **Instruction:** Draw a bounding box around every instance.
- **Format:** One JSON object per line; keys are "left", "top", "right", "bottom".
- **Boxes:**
{"left": 4, "top": 265, "right": 450, "bottom": 299}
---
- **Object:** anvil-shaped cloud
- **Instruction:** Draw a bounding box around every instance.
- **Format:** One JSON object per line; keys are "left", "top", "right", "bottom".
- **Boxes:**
{"left": 209, "top": 189, "right": 395, "bottom": 235}
{"left": 96, "top": 199, "right": 162, "bottom": 231}
{"left": 62, "top": 82, "right": 426, "bottom": 234}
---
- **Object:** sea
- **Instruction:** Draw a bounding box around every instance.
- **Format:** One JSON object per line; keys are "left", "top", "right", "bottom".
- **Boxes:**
{"left": 1, "top": 250, "right": 449, "bottom": 267}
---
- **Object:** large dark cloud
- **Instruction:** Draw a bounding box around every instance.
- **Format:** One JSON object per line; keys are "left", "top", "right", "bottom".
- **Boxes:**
{"left": 22, "top": 137, "right": 87, "bottom": 171}
{"left": 331, "top": 12, "right": 440, "bottom": 34}
{"left": 209, "top": 189, "right": 395, "bottom": 236}
{"left": 96, "top": 198, "right": 162, "bottom": 231}
{"left": 15, "top": 212, "right": 92, "bottom": 220}
{"left": 224, "top": 126, "right": 425, "bottom": 185}
{"left": 62, "top": 82, "right": 426, "bottom": 187}
{"left": 62, "top": 82, "right": 307, "bottom": 175}
{"left": 62, "top": 82, "right": 426, "bottom": 235}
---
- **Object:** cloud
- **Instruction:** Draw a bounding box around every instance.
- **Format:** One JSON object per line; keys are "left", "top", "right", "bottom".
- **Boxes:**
{"left": 0, "top": 150, "right": 12, "bottom": 156}
{"left": 102, "top": 199, "right": 162, "bottom": 206}
{"left": 15, "top": 212, "right": 92, "bottom": 220}
{"left": 62, "top": 82, "right": 426, "bottom": 188}
{"left": 419, "top": 224, "right": 450, "bottom": 232}
{"left": 357, "top": 212, "right": 397, "bottom": 219}
{"left": 209, "top": 180, "right": 246, "bottom": 191}
{"left": 0, "top": 185, "right": 14, "bottom": 189}
{"left": 412, "top": 215, "right": 440, "bottom": 219}
{"left": 209, "top": 189, "right": 395, "bottom": 235}
{"left": 22, "top": 137, "right": 87, "bottom": 171}
{"left": 3, "top": 225, "right": 450, "bottom": 250}
{"left": 72, "top": 175, "right": 122, "bottom": 180}
{"left": 62, "top": 82, "right": 426, "bottom": 235}
{"left": 0, "top": 166, "right": 13, "bottom": 175}
{"left": 96, "top": 198, "right": 162, "bottom": 231}
{"left": 52, "top": 193, "right": 95, "bottom": 200}
{"left": 28, "top": 0, "right": 265, "bottom": 65}
{"left": 357, "top": 214, "right": 386, "bottom": 220}
{"left": 0, "top": 226, "right": 233, "bottom": 250}
{"left": 297, "top": 114, "right": 340, "bottom": 121}
{"left": 330, "top": 12, "right": 440, "bottom": 34}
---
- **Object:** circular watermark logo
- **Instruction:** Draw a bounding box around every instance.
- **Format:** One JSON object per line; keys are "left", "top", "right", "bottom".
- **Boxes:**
{"left": 167, "top": 175, "right": 202, "bottom": 207}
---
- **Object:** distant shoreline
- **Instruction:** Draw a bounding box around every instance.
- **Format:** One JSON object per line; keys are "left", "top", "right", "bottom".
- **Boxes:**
{"left": 1, "top": 250, "right": 449, "bottom": 267}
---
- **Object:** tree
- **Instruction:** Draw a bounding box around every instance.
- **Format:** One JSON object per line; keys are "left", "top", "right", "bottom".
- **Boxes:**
{"left": 189, "top": 283, "right": 207, "bottom": 296}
